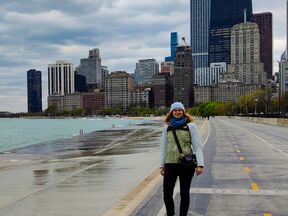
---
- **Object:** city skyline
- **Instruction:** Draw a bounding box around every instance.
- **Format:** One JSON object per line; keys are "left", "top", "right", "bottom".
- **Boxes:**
{"left": 0, "top": 0, "right": 286, "bottom": 112}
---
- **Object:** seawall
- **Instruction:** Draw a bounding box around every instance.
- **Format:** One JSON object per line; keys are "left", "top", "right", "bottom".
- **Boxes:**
{"left": 231, "top": 116, "right": 288, "bottom": 128}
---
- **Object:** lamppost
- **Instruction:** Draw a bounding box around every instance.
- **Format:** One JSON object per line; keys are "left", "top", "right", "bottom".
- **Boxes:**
{"left": 254, "top": 98, "right": 258, "bottom": 115}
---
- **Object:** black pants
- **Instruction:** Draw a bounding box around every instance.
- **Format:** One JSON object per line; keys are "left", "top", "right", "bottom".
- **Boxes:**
{"left": 163, "top": 163, "right": 195, "bottom": 216}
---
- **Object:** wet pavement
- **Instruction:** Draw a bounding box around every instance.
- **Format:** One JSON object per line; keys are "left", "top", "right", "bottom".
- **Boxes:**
{"left": 0, "top": 121, "right": 165, "bottom": 216}
{"left": 136, "top": 117, "right": 288, "bottom": 216}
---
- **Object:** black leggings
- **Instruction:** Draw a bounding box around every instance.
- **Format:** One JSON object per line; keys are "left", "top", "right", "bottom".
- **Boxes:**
{"left": 163, "top": 163, "right": 195, "bottom": 216}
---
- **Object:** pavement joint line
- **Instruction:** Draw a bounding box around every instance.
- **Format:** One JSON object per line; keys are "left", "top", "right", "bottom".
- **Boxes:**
{"left": 189, "top": 187, "right": 288, "bottom": 196}
{"left": 91, "top": 129, "right": 149, "bottom": 156}
{"left": 222, "top": 119, "right": 288, "bottom": 159}
{"left": 0, "top": 161, "right": 102, "bottom": 210}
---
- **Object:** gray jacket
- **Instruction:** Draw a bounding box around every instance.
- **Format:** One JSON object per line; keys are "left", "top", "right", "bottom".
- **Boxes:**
{"left": 160, "top": 122, "right": 204, "bottom": 167}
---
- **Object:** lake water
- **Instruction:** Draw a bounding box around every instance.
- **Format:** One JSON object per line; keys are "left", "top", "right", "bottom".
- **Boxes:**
{"left": 0, "top": 118, "right": 142, "bottom": 152}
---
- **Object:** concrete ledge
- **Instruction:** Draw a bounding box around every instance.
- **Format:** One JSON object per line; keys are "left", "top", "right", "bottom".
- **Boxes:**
{"left": 232, "top": 116, "right": 288, "bottom": 128}
{"left": 102, "top": 168, "right": 162, "bottom": 216}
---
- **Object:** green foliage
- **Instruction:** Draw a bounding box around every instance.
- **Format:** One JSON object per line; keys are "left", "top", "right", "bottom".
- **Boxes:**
{"left": 45, "top": 104, "right": 58, "bottom": 115}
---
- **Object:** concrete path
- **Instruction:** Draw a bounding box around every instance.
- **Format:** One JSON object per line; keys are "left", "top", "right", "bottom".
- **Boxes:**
{"left": 133, "top": 117, "right": 288, "bottom": 216}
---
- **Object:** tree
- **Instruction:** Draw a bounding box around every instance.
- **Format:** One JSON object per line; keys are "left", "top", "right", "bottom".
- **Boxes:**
{"left": 45, "top": 104, "right": 58, "bottom": 115}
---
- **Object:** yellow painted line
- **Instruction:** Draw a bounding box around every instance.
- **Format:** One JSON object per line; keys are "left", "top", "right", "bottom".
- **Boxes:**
{"left": 251, "top": 183, "right": 260, "bottom": 191}
{"left": 239, "top": 156, "right": 245, "bottom": 161}
{"left": 263, "top": 214, "right": 272, "bottom": 216}
{"left": 243, "top": 166, "right": 251, "bottom": 173}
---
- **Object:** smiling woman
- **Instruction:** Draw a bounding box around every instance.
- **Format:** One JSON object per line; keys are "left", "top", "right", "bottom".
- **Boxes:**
{"left": 160, "top": 102, "right": 204, "bottom": 216}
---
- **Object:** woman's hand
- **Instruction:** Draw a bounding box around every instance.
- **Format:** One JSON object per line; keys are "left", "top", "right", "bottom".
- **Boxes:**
{"left": 195, "top": 166, "right": 203, "bottom": 176}
{"left": 160, "top": 167, "right": 165, "bottom": 176}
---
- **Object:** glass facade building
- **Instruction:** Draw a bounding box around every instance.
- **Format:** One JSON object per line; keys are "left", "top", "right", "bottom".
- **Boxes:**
{"left": 190, "top": 0, "right": 211, "bottom": 68}
{"left": 209, "top": 0, "right": 253, "bottom": 64}
{"left": 135, "top": 59, "right": 159, "bottom": 85}
{"left": 79, "top": 48, "right": 102, "bottom": 87}
{"left": 165, "top": 32, "right": 179, "bottom": 62}
{"left": 27, "top": 69, "right": 42, "bottom": 113}
{"left": 253, "top": 13, "right": 273, "bottom": 79}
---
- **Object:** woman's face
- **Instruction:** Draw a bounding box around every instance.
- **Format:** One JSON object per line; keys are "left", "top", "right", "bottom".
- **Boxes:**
{"left": 172, "top": 109, "right": 184, "bottom": 119}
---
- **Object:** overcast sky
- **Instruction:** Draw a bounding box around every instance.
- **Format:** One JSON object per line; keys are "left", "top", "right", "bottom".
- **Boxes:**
{"left": 0, "top": 0, "right": 286, "bottom": 113}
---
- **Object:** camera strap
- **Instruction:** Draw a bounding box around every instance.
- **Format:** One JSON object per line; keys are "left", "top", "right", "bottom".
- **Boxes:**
{"left": 171, "top": 128, "right": 185, "bottom": 158}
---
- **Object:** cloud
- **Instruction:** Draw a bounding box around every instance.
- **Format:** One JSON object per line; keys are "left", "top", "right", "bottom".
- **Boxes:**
{"left": 0, "top": 0, "right": 286, "bottom": 112}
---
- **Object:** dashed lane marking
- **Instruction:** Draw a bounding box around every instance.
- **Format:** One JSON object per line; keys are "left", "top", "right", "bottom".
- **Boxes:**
{"left": 251, "top": 183, "right": 260, "bottom": 191}
{"left": 224, "top": 119, "right": 288, "bottom": 159}
{"left": 243, "top": 166, "right": 251, "bottom": 173}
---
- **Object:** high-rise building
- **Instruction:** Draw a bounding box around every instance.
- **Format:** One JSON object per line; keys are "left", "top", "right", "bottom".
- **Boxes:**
{"left": 253, "top": 12, "right": 273, "bottom": 79}
{"left": 190, "top": 0, "right": 211, "bottom": 68}
{"left": 209, "top": 0, "right": 253, "bottom": 64}
{"left": 79, "top": 48, "right": 102, "bottom": 89}
{"left": 279, "top": 0, "right": 288, "bottom": 99}
{"left": 160, "top": 61, "right": 174, "bottom": 75}
{"left": 135, "top": 59, "right": 159, "bottom": 85}
{"left": 194, "top": 62, "right": 226, "bottom": 86}
{"left": 27, "top": 69, "right": 42, "bottom": 113}
{"left": 101, "top": 66, "right": 109, "bottom": 91}
{"left": 279, "top": 55, "right": 288, "bottom": 97}
{"left": 48, "top": 60, "right": 75, "bottom": 96}
{"left": 74, "top": 74, "right": 87, "bottom": 93}
{"left": 228, "top": 22, "right": 267, "bottom": 85}
{"left": 165, "top": 32, "right": 178, "bottom": 62}
{"left": 152, "top": 73, "right": 174, "bottom": 109}
{"left": 105, "top": 71, "right": 134, "bottom": 109}
{"left": 83, "top": 92, "right": 105, "bottom": 114}
{"left": 173, "top": 45, "right": 194, "bottom": 107}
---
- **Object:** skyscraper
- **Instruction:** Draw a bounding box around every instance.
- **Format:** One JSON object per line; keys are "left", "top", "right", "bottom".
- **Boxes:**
{"left": 228, "top": 22, "right": 267, "bottom": 85}
{"left": 27, "top": 69, "right": 42, "bottom": 113}
{"left": 209, "top": 0, "right": 253, "bottom": 64}
{"left": 279, "top": 0, "right": 288, "bottom": 97}
{"left": 253, "top": 12, "right": 273, "bottom": 79}
{"left": 105, "top": 71, "right": 134, "bottom": 109}
{"left": 48, "top": 60, "right": 75, "bottom": 96}
{"left": 165, "top": 32, "right": 178, "bottom": 62}
{"left": 190, "top": 0, "right": 211, "bottom": 68}
{"left": 79, "top": 48, "right": 102, "bottom": 89}
{"left": 135, "top": 59, "right": 159, "bottom": 85}
{"left": 173, "top": 45, "right": 194, "bottom": 107}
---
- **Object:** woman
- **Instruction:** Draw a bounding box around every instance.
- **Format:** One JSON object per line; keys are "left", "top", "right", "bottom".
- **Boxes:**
{"left": 160, "top": 102, "right": 204, "bottom": 216}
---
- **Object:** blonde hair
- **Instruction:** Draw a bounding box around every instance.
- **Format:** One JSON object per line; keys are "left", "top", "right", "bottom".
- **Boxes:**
{"left": 164, "top": 111, "right": 193, "bottom": 124}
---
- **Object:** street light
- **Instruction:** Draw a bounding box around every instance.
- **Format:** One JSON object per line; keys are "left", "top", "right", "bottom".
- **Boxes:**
{"left": 254, "top": 98, "right": 258, "bottom": 115}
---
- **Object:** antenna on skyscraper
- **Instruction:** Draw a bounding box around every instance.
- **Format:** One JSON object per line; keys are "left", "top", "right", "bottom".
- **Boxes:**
{"left": 182, "top": 37, "right": 187, "bottom": 46}
{"left": 243, "top": 8, "right": 247, "bottom": 23}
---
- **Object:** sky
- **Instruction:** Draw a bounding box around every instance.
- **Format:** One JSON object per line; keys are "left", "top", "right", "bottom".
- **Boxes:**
{"left": 0, "top": 0, "right": 286, "bottom": 113}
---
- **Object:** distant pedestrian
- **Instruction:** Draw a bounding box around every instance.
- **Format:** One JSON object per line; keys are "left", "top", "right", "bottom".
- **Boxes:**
{"left": 160, "top": 102, "right": 204, "bottom": 216}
